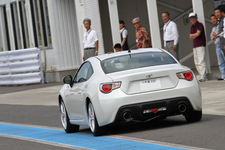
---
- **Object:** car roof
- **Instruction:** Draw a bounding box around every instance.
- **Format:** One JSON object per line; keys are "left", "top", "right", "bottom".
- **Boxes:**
{"left": 95, "top": 48, "right": 164, "bottom": 61}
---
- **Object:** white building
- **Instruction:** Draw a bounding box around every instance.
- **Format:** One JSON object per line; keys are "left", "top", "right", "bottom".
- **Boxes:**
{"left": 0, "top": 0, "right": 219, "bottom": 82}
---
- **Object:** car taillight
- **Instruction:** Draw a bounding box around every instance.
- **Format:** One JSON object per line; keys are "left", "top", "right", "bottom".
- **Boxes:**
{"left": 184, "top": 72, "right": 193, "bottom": 80}
{"left": 177, "top": 71, "right": 193, "bottom": 81}
{"left": 100, "top": 82, "right": 121, "bottom": 93}
{"left": 102, "top": 84, "right": 112, "bottom": 92}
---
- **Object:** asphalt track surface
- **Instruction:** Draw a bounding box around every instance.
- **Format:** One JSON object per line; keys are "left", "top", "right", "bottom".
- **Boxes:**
{"left": 0, "top": 82, "right": 225, "bottom": 150}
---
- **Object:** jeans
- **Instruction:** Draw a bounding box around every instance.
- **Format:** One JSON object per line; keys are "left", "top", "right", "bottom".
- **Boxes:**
{"left": 216, "top": 44, "right": 225, "bottom": 78}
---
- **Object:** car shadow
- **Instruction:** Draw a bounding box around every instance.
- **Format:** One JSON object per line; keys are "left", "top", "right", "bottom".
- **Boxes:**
{"left": 107, "top": 116, "right": 188, "bottom": 135}
{"left": 78, "top": 114, "right": 210, "bottom": 135}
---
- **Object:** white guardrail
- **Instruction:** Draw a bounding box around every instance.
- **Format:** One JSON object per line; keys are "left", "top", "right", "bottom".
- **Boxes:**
{"left": 0, "top": 48, "right": 44, "bottom": 85}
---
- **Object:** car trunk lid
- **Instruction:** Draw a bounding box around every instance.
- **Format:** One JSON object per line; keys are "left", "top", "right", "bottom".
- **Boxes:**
{"left": 106, "top": 64, "right": 180, "bottom": 95}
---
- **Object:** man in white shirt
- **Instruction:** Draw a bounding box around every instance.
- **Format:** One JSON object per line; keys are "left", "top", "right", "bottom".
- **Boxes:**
{"left": 83, "top": 18, "right": 98, "bottom": 60}
{"left": 119, "top": 20, "right": 129, "bottom": 50}
{"left": 162, "top": 12, "right": 179, "bottom": 60}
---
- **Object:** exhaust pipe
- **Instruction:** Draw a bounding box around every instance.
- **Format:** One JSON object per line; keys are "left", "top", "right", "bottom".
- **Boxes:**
{"left": 123, "top": 112, "right": 132, "bottom": 121}
{"left": 178, "top": 104, "right": 187, "bottom": 113}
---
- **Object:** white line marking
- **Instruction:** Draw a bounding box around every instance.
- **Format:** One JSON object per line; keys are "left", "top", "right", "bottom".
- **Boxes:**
{"left": 107, "top": 135, "right": 211, "bottom": 150}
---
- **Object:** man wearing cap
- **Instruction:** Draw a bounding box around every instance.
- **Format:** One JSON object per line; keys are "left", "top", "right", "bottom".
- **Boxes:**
{"left": 189, "top": 13, "right": 207, "bottom": 82}
{"left": 162, "top": 12, "right": 179, "bottom": 60}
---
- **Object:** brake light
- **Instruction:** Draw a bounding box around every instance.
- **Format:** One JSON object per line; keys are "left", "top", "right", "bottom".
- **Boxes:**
{"left": 177, "top": 71, "right": 193, "bottom": 81}
{"left": 100, "top": 82, "right": 121, "bottom": 93}
{"left": 184, "top": 72, "right": 193, "bottom": 80}
{"left": 102, "top": 84, "right": 112, "bottom": 92}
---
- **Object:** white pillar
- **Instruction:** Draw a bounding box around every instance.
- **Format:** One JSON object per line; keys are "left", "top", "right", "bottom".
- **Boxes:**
{"left": 74, "top": 0, "right": 86, "bottom": 58}
{"left": 146, "top": 0, "right": 162, "bottom": 48}
{"left": 107, "top": 0, "right": 120, "bottom": 48}
{"left": 6, "top": 3, "right": 15, "bottom": 50}
{"left": 192, "top": 0, "right": 211, "bottom": 73}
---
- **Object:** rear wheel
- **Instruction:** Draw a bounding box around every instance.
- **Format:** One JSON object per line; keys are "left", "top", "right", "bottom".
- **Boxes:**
{"left": 60, "top": 101, "right": 79, "bottom": 133}
{"left": 185, "top": 110, "right": 202, "bottom": 122}
{"left": 88, "top": 102, "right": 108, "bottom": 136}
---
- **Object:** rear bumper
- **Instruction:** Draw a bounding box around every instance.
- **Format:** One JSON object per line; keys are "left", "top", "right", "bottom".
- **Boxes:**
{"left": 92, "top": 79, "right": 201, "bottom": 127}
{"left": 114, "top": 97, "right": 192, "bottom": 123}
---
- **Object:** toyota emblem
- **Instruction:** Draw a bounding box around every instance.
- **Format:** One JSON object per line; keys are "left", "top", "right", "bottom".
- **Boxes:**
{"left": 146, "top": 74, "right": 153, "bottom": 78}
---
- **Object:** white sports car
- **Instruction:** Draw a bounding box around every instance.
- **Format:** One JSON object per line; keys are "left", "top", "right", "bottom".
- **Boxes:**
{"left": 58, "top": 48, "right": 202, "bottom": 136}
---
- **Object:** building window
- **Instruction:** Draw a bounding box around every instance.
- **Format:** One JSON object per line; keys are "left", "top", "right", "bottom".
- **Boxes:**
{"left": 44, "top": 0, "right": 52, "bottom": 46}
{"left": 30, "top": 0, "right": 52, "bottom": 48}
{"left": 3, "top": 5, "right": 11, "bottom": 50}
{"left": 0, "top": 5, "right": 10, "bottom": 51}
{"left": 10, "top": 0, "right": 30, "bottom": 50}
{"left": 19, "top": 0, "right": 30, "bottom": 48}
{"left": 11, "top": 2, "right": 22, "bottom": 50}
{"left": 0, "top": 0, "right": 51, "bottom": 51}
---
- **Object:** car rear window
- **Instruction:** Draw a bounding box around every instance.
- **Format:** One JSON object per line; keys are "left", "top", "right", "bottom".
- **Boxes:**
{"left": 101, "top": 51, "right": 177, "bottom": 74}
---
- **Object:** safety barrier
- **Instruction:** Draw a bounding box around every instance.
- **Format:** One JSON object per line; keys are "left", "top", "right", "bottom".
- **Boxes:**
{"left": 0, "top": 48, "right": 44, "bottom": 85}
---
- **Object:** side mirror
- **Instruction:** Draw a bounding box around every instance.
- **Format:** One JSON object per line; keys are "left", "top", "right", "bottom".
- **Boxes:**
{"left": 63, "top": 75, "right": 73, "bottom": 87}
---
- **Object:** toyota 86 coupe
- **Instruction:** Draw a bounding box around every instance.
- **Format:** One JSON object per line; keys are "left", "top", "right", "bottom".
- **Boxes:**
{"left": 58, "top": 48, "right": 202, "bottom": 136}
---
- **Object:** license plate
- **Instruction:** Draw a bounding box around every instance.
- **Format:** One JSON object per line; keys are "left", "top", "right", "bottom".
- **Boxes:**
{"left": 140, "top": 79, "right": 161, "bottom": 91}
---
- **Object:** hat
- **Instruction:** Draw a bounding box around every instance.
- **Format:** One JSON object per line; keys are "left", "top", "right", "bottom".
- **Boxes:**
{"left": 189, "top": 12, "right": 197, "bottom": 18}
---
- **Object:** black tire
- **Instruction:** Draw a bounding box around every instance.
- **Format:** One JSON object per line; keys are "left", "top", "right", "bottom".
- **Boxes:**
{"left": 185, "top": 110, "right": 202, "bottom": 123}
{"left": 88, "top": 102, "right": 108, "bottom": 136}
{"left": 60, "top": 101, "right": 79, "bottom": 133}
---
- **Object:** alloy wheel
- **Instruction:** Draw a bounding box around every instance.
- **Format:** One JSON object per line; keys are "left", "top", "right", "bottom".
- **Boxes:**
{"left": 60, "top": 101, "right": 67, "bottom": 129}
{"left": 88, "top": 103, "right": 95, "bottom": 132}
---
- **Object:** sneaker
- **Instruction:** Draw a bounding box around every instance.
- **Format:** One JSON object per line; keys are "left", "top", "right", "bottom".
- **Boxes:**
{"left": 217, "top": 78, "right": 225, "bottom": 81}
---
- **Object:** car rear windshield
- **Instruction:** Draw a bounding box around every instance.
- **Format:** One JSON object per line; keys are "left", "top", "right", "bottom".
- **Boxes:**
{"left": 101, "top": 51, "right": 177, "bottom": 74}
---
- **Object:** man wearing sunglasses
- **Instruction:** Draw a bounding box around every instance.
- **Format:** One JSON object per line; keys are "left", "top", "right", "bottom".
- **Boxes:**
{"left": 132, "top": 17, "right": 151, "bottom": 49}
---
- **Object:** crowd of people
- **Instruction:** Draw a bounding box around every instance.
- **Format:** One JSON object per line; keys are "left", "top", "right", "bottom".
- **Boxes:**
{"left": 210, "top": 5, "right": 225, "bottom": 81}
{"left": 82, "top": 5, "right": 225, "bottom": 82}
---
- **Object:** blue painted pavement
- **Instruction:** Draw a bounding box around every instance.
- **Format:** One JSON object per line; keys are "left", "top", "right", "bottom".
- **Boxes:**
{"left": 0, "top": 123, "right": 187, "bottom": 150}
